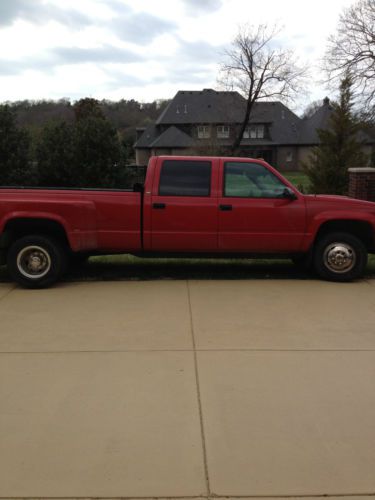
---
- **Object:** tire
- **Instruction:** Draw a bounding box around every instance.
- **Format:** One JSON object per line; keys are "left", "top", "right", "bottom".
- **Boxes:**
{"left": 7, "top": 235, "right": 67, "bottom": 288}
{"left": 313, "top": 232, "right": 367, "bottom": 282}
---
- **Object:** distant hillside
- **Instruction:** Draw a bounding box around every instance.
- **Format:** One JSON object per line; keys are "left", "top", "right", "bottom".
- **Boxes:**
{"left": 4, "top": 98, "right": 170, "bottom": 145}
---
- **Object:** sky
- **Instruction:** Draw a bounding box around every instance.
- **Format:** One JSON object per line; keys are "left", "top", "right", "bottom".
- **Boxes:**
{"left": 0, "top": 0, "right": 354, "bottom": 112}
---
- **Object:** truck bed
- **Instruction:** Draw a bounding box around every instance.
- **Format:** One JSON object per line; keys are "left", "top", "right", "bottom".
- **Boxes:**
{"left": 0, "top": 187, "right": 142, "bottom": 252}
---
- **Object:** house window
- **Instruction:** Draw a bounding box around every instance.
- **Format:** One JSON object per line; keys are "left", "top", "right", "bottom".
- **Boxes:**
{"left": 217, "top": 125, "right": 230, "bottom": 138}
{"left": 286, "top": 151, "right": 293, "bottom": 162}
{"left": 197, "top": 125, "right": 210, "bottom": 139}
{"left": 243, "top": 125, "right": 265, "bottom": 139}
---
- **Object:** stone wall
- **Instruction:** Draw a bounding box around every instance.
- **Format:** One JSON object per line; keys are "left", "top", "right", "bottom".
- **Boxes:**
{"left": 348, "top": 168, "right": 375, "bottom": 202}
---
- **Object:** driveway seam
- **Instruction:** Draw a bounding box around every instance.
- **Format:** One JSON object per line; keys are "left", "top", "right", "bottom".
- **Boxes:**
{"left": 1, "top": 493, "right": 374, "bottom": 499}
{"left": 0, "top": 285, "right": 16, "bottom": 304}
{"left": 187, "top": 279, "right": 211, "bottom": 497}
{"left": 1, "top": 348, "right": 375, "bottom": 355}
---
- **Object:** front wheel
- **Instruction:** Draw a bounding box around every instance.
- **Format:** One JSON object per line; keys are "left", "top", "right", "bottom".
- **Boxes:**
{"left": 313, "top": 232, "right": 367, "bottom": 282}
{"left": 7, "top": 235, "right": 67, "bottom": 288}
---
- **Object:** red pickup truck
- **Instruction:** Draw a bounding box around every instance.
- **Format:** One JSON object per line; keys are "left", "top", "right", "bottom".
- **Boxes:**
{"left": 1, "top": 156, "right": 375, "bottom": 287}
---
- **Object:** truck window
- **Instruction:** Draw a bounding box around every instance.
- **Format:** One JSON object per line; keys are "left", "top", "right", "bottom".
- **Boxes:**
{"left": 159, "top": 160, "right": 211, "bottom": 197}
{"left": 224, "top": 162, "right": 286, "bottom": 198}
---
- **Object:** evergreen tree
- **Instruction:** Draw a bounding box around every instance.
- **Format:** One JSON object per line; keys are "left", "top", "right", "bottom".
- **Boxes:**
{"left": 74, "top": 114, "right": 122, "bottom": 188}
{"left": 35, "top": 98, "right": 126, "bottom": 188}
{"left": 0, "top": 105, "right": 31, "bottom": 185}
{"left": 304, "top": 75, "right": 368, "bottom": 194}
{"left": 36, "top": 121, "right": 76, "bottom": 186}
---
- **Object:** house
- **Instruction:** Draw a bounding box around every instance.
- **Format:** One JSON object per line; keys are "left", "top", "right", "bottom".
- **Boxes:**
{"left": 298, "top": 97, "right": 374, "bottom": 166}
{"left": 134, "top": 89, "right": 374, "bottom": 170}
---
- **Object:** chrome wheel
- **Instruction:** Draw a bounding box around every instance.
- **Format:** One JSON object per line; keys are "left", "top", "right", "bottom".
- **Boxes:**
{"left": 16, "top": 245, "right": 51, "bottom": 279}
{"left": 323, "top": 242, "right": 356, "bottom": 274}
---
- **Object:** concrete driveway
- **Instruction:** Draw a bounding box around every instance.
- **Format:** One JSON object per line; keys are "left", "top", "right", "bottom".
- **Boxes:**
{"left": 0, "top": 279, "right": 375, "bottom": 498}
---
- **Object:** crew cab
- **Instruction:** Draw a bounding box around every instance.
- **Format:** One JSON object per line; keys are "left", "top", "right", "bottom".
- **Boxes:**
{"left": 1, "top": 156, "right": 375, "bottom": 288}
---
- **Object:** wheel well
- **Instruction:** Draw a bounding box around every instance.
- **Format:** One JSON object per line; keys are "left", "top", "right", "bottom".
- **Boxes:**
{"left": 1, "top": 218, "right": 70, "bottom": 251}
{"left": 315, "top": 220, "right": 374, "bottom": 250}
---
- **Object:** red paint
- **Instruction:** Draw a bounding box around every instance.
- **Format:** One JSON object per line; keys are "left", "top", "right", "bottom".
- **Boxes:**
{"left": 1, "top": 156, "right": 375, "bottom": 256}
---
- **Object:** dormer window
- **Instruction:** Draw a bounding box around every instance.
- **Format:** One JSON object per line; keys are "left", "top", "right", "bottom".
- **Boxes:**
{"left": 197, "top": 125, "right": 210, "bottom": 139}
{"left": 217, "top": 125, "right": 230, "bottom": 138}
{"left": 243, "top": 125, "right": 265, "bottom": 139}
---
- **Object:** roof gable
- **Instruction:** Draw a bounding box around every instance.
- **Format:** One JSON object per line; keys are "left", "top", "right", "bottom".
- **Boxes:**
{"left": 299, "top": 100, "right": 334, "bottom": 144}
{"left": 134, "top": 123, "right": 159, "bottom": 148}
{"left": 150, "top": 126, "right": 193, "bottom": 148}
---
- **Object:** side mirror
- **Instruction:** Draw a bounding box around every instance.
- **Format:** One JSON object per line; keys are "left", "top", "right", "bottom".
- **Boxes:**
{"left": 282, "top": 187, "right": 298, "bottom": 200}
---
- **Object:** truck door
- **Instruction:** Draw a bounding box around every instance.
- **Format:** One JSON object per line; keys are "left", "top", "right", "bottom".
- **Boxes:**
{"left": 150, "top": 158, "right": 219, "bottom": 251}
{"left": 218, "top": 160, "right": 306, "bottom": 252}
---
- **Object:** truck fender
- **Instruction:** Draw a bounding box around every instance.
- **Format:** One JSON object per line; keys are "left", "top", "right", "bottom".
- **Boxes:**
{"left": 302, "top": 211, "right": 375, "bottom": 251}
{"left": 0, "top": 209, "right": 97, "bottom": 252}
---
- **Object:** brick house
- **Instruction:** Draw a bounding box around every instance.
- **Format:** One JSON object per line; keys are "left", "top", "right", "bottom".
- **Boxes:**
{"left": 134, "top": 89, "right": 374, "bottom": 170}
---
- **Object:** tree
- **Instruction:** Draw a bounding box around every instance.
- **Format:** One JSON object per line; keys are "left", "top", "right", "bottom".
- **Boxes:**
{"left": 36, "top": 121, "right": 76, "bottom": 186}
{"left": 73, "top": 97, "right": 105, "bottom": 122}
{"left": 303, "top": 75, "right": 368, "bottom": 195}
{"left": 302, "top": 100, "right": 324, "bottom": 120}
{"left": 74, "top": 114, "right": 122, "bottom": 188}
{"left": 219, "top": 24, "right": 307, "bottom": 153}
{"left": 325, "top": 0, "right": 375, "bottom": 118}
{"left": 36, "top": 98, "right": 126, "bottom": 188}
{"left": 0, "top": 105, "right": 32, "bottom": 185}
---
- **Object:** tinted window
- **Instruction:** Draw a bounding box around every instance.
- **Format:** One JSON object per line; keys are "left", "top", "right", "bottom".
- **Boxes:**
{"left": 159, "top": 160, "right": 211, "bottom": 196}
{"left": 224, "top": 162, "right": 286, "bottom": 198}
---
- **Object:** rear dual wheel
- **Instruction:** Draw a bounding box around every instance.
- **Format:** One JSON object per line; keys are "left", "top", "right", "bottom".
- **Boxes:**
{"left": 7, "top": 235, "right": 67, "bottom": 288}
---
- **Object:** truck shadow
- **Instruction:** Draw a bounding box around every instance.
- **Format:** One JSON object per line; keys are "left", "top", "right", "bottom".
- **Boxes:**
{"left": 1, "top": 256, "right": 373, "bottom": 283}
{"left": 64, "top": 257, "right": 314, "bottom": 281}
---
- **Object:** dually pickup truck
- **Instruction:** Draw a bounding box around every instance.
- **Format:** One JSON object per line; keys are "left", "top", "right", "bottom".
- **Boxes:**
{"left": 1, "top": 155, "right": 375, "bottom": 287}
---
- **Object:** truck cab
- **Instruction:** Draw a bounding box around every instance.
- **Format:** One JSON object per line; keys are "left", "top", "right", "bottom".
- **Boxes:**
{"left": 142, "top": 156, "right": 306, "bottom": 253}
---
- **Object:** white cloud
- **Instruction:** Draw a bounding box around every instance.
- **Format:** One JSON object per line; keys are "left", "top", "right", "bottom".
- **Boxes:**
{"left": 0, "top": 0, "right": 356, "bottom": 108}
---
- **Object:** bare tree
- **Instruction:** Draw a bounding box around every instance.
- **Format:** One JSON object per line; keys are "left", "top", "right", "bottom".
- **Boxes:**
{"left": 219, "top": 24, "right": 307, "bottom": 153}
{"left": 325, "top": 0, "right": 375, "bottom": 117}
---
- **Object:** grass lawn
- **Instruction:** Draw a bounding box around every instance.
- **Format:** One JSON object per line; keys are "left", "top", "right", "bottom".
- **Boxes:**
{"left": 282, "top": 171, "right": 310, "bottom": 192}
{"left": 1, "top": 254, "right": 374, "bottom": 283}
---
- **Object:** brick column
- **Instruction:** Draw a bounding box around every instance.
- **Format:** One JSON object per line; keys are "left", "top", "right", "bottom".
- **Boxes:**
{"left": 348, "top": 167, "right": 375, "bottom": 202}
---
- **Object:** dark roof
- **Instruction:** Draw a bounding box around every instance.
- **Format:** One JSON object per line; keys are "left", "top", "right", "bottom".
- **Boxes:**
{"left": 134, "top": 124, "right": 159, "bottom": 148}
{"left": 265, "top": 103, "right": 300, "bottom": 144}
{"left": 156, "top": 89, "right": 246, "bottom": 124}
{"left": 299, "top": 99, "right": 334, "bottom": 144}
{"left": 299, "top": 98, "right": 373, "bottom": 144}
{"left": 150, "top": 126, "right": 193, "bottom": 148}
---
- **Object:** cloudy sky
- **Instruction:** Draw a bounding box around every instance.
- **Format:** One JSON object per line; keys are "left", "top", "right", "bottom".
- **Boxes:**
{"left": 0, "top": 0, "right": 354, "bottom": 110}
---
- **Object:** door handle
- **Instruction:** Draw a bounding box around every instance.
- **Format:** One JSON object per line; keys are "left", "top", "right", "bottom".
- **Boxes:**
{"left": 219, "top": 204, "right": 232, "bottom": 211}
{"left": 153, "top": 203, "right": 166, "bottom": 209}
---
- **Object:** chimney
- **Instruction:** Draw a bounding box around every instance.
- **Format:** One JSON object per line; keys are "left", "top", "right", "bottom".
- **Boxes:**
{"left": 136, "top": 127, "right": 146, "bottom": 140}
